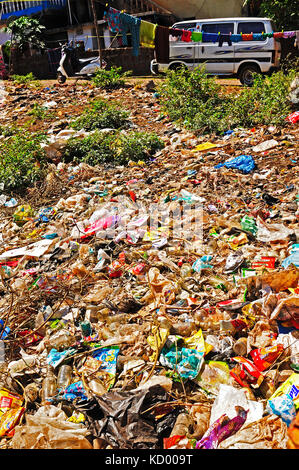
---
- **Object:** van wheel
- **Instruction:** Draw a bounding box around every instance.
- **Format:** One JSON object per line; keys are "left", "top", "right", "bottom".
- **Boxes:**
{"left": 57, "top": 72, "right": 66, "bottom": 84}
{"left": 238, "top": 64, "right": 260, "bottom": 86}
{"left": 169, "top": 63, "right": 187, "bottom": 72}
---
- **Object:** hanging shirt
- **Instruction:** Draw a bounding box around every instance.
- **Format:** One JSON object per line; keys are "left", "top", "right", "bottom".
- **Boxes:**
{"left": 218, "top": 34, "right": 232, "bottom": 47}
{"left": 283, "top": 31, "right": 296, "bottom": 38}
{"left": 202, "top": 32, "right": 219, "bottom": 43}
{"left": 181, "top": 30, "right": 192, "bottom": 42}
{"left": 231, "top": 34, "right": 241, "bottom": 42}
{"left": 155, "top": 25, "right": 169, "bottom": 63}
{"left": 273, "top": 32, "right": 283, "bottom": 39}
{"left": 169, "top": 28, "right": 183, "bottom": 39}
{"left": 140, "top": 20, "right": 157, "bottom": 48}
{"left": 252, "top": 33, "right": 265, "bottom": 41}
{"left": 120, "top": 12, "right": 141, "bottom": 57}
{"left": 191, "top": 31, "right": 202, "bottom": 42}
{"left": 242, "top": 33, "right": 253, "bottom": 41}
{"left": 104, "top": 7, "right": 123, "bottom": 34}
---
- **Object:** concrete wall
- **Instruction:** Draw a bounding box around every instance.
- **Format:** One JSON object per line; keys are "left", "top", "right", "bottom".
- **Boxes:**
{"left": 152, "top": 0, "right": 246, "bottom": 20}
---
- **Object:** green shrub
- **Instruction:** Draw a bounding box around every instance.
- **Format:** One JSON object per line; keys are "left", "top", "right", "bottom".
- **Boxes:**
{"left": 70, "top": 99, "right": 129, "bottom": 131}
{"left": 11, "top": 73, "right": 41, "bottom": 87}
{"left": 64, "top": 130, "right": 164, "bottom": 166}
{"left": 28, "top": 103, "right": 55, "bottom": 122}
{"left": 229, "top": 70, "right": 297, "bottom": 128}
{"left": 91, "top": 66, "right": 132, "bottom": 89}
{"left": 158, "top": 66, "right": 297, "bottom": 134}
{"left": 158, "top": 66, "right": 231, "bottom": 134}
{"left": 0, "top": 131, "right": 46, "bottom": 190}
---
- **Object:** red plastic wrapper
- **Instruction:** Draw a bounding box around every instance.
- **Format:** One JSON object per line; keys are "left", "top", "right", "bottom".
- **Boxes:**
{"left": 130, "top": 262, "right": 146, "bottom": 276}
{"left": 230, "top": 357, "right": 264, "bottom": 389}
{"left": 18, "top": 330, "right": 44, "bottom": 346}
{"left": 128, "top": 191, "right": 137, "bottom": 202}
{"left": 0, "top": 407, "right": 25, "bottom": 437}
{"left": 286, "top": 111, "right": 299, "bottom": 124}
{"left": 108, "top": 260, "right": 123, "bottom": 278}
{"left": 251, "top": 256, "right": 276, "bottom": 269}
{"left": 164, "top": 435, "right": 192, "bottom": 449}
{"left": 249, "top": 344, "right": 284, "bottom": 371}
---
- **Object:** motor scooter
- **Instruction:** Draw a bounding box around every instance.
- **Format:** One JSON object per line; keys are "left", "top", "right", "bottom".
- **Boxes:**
{"left": 57, "top": 41, "right": 106, "bottom": 83}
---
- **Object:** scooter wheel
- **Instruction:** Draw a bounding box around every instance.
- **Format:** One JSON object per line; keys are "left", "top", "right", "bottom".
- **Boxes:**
{"left": 57, "top": 72, "right": 66, "bottom": 84}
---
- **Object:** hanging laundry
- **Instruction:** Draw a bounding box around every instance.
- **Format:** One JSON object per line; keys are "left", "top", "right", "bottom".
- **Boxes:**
{"left": 231, "top": 34, "right": 241, "bottom": 42}
{"left": 140, "top": 20, "right": 157, "bottom": 48}
{"left": 103, "top": 7, "right": 123, "bottom": 34}
{"left": 120, "top": 12, "right": 141, "bottom": 57}
{"left": 273, "top": 32, "right": 284, "bottom": 39}
{"left": 242, "top": 33, "right": 253, "bottom": 41}
{"left": 252, "top": 33, "right": 265, "bottom": 41}
{"left": 202, "top": 32, "right": 219, "bottom": 43}
{"left": 155, "top": 25, "right": 170, "bottom": 63}
{"left": 181, "top": 30, "right": 192, "bottom": 42}
{"left": 282, "top": 31, "right": 296, "bottom": 38}
{"left": 169, "top": 28, "right": 183, "bottom": 41}
{"left": 218, "top": 34, "right": 232, "bottom": 47}
{"left": 191, "top": 31, "right": 202, "bottom": 42}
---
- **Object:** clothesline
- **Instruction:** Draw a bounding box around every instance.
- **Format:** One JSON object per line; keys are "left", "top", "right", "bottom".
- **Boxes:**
{"left": 100, "top": 3, "right": 298, "bottom": 62}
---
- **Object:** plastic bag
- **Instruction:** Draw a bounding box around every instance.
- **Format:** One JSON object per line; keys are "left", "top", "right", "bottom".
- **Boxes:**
{"left": 215, "top": 155, "right": 255, "bottom": 174}
{"left": 10, "top": 405, "right": 92, "bottom": 449}
{"left": 73, "top": 384, "right": 171, "bottom": 449}
{"left": 219, "top": 415, "right": 288, "bottom": 449}
{"left": 196, "top": 361, "right": 231, "bottom": 395}
{"left": 209, "top": 384, "right": 263, "bottom": 426}
{"left": 268, "top": 373, "right": 299, "bottom": 411}
{"left": 195, "top": 406, "right": 248, "bottom": 449}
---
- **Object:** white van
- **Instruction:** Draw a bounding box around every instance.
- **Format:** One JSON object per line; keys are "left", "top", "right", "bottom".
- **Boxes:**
{"left": 151, "top": 17, "right": 281, "bottom": 85}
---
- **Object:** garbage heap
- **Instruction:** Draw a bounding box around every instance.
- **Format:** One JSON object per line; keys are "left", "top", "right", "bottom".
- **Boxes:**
{"left": 0, "top": 80, "right": 298, "bottom": 450}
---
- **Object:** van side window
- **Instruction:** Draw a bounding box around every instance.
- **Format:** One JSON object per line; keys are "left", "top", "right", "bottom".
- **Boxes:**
{"left": 173, "top": 23, "right": 198, "bottom": 31}
{"left": 202, "top": 23, "right": 234, "bottom": 35}
{"left": 237, "top": 22, "right": 266, "bottom": 35}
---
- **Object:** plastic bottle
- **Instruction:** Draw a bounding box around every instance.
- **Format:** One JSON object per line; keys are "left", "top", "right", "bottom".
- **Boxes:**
{"left": 57, "top": 365, "right": 73, "bottom": 392}
{"left": 48, "top": 329, "right": 75, "bottom": 351}
{"left": 180, "top": 263, "right": 192, "bottom": 278}
{"left": 41, "top": 366, "right": 57, "bottom": 404}
{"left": 233, "top": 337, "right": 248, "bottom": 356}
{"left": 80, "top": 320, "right": 92, "bottom": 338}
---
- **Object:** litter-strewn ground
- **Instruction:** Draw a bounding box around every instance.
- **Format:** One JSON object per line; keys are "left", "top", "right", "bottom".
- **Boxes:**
{"left": 0, "top": 76, "right": 297, "bottom": 450}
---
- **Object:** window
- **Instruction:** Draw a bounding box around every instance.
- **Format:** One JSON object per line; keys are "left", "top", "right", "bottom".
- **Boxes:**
{"left": 237, "top": 22, "right": 265, "bottom": 34}
{"left": 173, "top": 22, "right": 198, "bottom": 32}
{"left": 202, "top": 23, "right": 234, "bottom": 34}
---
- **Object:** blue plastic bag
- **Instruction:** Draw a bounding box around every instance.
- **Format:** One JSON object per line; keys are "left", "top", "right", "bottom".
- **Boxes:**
{"left": 215, "top": 155, "right": 255, "bottom": 174}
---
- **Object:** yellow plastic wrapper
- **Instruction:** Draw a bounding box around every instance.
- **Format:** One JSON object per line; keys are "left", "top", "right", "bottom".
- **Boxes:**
{"left": 191, "top": 142, "right": 218, "bottom": 153}
{"left": 268, "top": 373, "right": 299, "bottom": 410}
{"left": 184, "top": 329, "right": 213, "bottom": 355}
{"left": 0, "top": 407, "right": 25, "bottom": 437}
{"left": 13, "top": 204, "right": 34, "bottom": 226}
{"left": 67, "top": 412, "right": 86, "bottom": 424}
{"left": 147, "top": 326, "right": 169, "bottom": 362}
{"left": 0, "top": 389, "right": 23, "bottom": 417}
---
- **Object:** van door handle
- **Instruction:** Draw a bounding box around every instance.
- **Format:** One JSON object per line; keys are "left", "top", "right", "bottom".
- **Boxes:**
{"left": 186, "top": 47, "right": 192, "bottom": 49}
{"left": 202, "top": 46, "right": 205, "bottom": 53}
